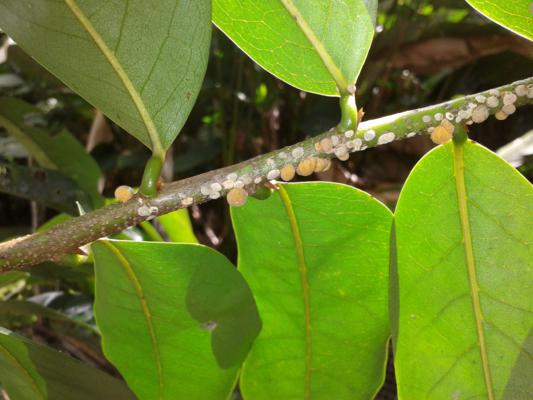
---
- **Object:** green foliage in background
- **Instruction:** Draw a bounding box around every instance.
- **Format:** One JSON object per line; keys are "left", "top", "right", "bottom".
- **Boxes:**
{"left": 0, "top": 97, "right": 102, "bottom": 208}
{"left": 0, "top": 328, "right": 135, "bottom": 399}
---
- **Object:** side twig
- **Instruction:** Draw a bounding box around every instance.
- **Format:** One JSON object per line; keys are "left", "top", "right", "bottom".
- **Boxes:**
{"left": 1, "top": 77, "right": 532, "bottom": 271}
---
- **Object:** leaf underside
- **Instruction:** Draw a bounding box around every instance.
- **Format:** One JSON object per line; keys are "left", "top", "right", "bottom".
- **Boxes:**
{"left": 0, "top": 97, "right": 102, "bottom": 208}
{"left": 0, "top": 1, "right": 211, "bottom": 152}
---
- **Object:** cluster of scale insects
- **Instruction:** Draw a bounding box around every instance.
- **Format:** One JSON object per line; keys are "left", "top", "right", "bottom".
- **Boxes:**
{"left": 425, "top": 84, "right": 531, "bottom": 144}
{"left": 114, "top": 84, "right": 532, "bottom": 212}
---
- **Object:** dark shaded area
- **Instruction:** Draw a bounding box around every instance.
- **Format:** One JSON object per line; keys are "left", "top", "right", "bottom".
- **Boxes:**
{"left": 0, "top": 162, "right": 88, "bottom": 214}
{"left": 186, "top": 251, "right": 262, "bottom": 369}
{"left": 502, "top": 328, "right": 533, "bottom": 399}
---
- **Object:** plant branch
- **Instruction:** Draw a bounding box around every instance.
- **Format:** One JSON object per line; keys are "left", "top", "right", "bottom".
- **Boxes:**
{"left": 1, "top": 77, "right": 532, "bottom": 271}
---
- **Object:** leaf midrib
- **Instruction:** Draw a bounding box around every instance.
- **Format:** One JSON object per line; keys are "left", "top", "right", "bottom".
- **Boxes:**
{"left": 64, "top": 0, "right": 164, "bottom": 156}
{"left": 452, "top": 141, "right": 494, "bottom": 400}
{"left": 278, "top": 186, "right": 312, "bottom": 400}
{"left": 279, "top": 0, "right": 348, "bottom": 93}
{"left": 102, "top": 241, "right": 164, "bottom": 399}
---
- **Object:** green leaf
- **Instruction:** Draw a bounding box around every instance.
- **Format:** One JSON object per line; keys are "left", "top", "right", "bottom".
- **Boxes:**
{"left": 7, "top": 45, "right": 64, "bottom": 88}
{"left": 231, "top": 182, "right": 392, "bottom": 399}
{"left": 92, "top": 240, "right": 261, "bottom": 400}
{"left": 0, "top": 328, "right": 135, "bottom": 400}
{"left": 37, "top": 214, "right": 72, "bottom": 233}
{"left": 158, "top": 209, "right": 198, "bottom": 243}
{"left": 0, "top": 271, "right": 28, "bottom": 289}
{"left": 139, "top": 221, "right": 165, "bottom": 242}
{"left": 0, "top": 97, "right": 102, "bottom": 207}
{"left": 393, "top": 141, "right": 533, "bottom": 399}
{"left": 466, "top": 0, "right": 533, "bottom": 41}
{"left": 0, "top": 1, "right": 211, "bottom": 154}
{"left": 213, "top": 0, "right": 377, "bottom": 96}
{"left": 0, "top": 272, "right": 29, "bottom": 300}
{"left": 0, "top": 162, "right": 90, "bottom": 214}
{"left": 0, "top": 300, "right": 98, "bottom": 334}
{"left": 28, "top": 263, "right": 95, "bottom": 295}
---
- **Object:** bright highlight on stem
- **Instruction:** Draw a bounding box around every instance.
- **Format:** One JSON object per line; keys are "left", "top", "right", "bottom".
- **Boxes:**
{"left": 338, "top": 94, "right": 358, "bottom": 131}
{"left": 140, "top": 155, "right": 164, "bottom": 197}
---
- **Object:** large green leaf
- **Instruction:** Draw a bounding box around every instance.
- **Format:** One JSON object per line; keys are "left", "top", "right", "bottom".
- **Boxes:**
{"left": 466, "top": 0, "right": 533, "bottom": 41}
{"left": 0, "top": 97, "right": 102, "bottom": 207}
{"left": 231, "top": 182, "right": 392, "bottom": 399}
{"left": 92, "top": 240, "right": 261, "bottom": 400}
{"left": 394, "top": 140, "right": 533, "bottom": 399}
{"left": 0, "top": 328, "right": 135, "bottom": 400}
{"left": 213, "top": 0, "right": 377, "bottom": 96}
{"left": 0, "top": 1, "right": 211, "bottom": 154}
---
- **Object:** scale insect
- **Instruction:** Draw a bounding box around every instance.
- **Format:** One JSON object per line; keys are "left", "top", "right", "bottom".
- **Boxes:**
{"left": 226, "top": 187, "right": 248, "bottom": 207}
{"left": 114, "top": 185, "right": 135, "bottom": 203}
{"left": 280, "top": 164, "right": 296, "bottom": 181}
{"left": 430, "top": 119, "right": 455, "bottom": 145}
{"left": 297, "top": 157, "right": 316, "bottom": 176}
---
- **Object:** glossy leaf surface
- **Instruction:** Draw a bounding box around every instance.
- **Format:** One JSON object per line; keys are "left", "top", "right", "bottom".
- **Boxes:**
{"left": 0, "top": 97, "right": 102, "bottom": 207}
{"left": 466, "top": 0, "right": 533, "bottom": 40}
{"left": 394, "top": 141, "right": 533, "bottom": 399}
{"left": 0, "top": 328, "right": 135, "bottom": 400}
{"left": 213, "top": 0, "right": 377, "bottom": 96}
{"left": 92, "top": 240, "right": 261, "bottom": 400}
{"left": 0, "top": 1, "right": 211, "bottom": 153}
{"left": 232, "top": 182, "right": 392, "bottom": 399}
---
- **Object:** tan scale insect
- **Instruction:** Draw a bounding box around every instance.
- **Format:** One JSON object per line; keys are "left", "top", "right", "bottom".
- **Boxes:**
{"left": 495, "top": 111, "right": 508, "bottom": 120}
{"left": 430, "top": 119, "right": 455, "bottom": 145}
{"left": 314, "top": 158, "right": 329, "bottom": 173}
{"left": 296, "top": 157, "right": 316, "bottom": 176}
{"left": 114, "top": 185, "right": 134, "bottom": 203}
{"left": 320, "top": 159, "right": 331, "bottom": 172}
{"left": 280, "top": 164, "right": 296, "bottom": 181}
{"left": 226, "top": 188, "right": 248, "bottom": 207}
{"left": 319, "top": 138, "right": 333, "bottom": 153}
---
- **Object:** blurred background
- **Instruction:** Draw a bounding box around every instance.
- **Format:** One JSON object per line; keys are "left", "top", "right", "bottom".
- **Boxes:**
{"left": 1, "top": 0, "right": 532, "bottom": 398}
